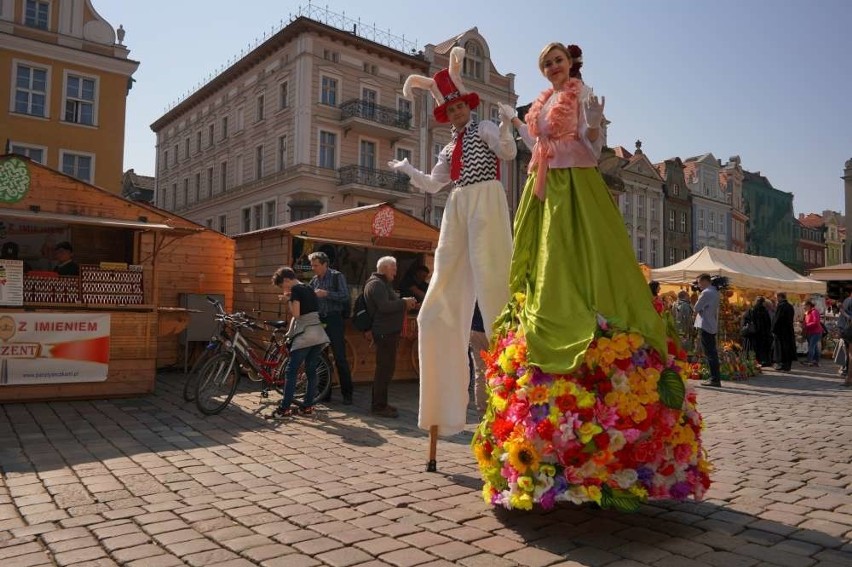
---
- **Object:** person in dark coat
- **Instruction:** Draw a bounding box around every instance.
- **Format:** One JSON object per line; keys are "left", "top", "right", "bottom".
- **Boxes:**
{"left": 751, "top": 296, "right": 773, "bottom": 367}
{"left": 771, "top": 292, "right": 796, "bottom": 371}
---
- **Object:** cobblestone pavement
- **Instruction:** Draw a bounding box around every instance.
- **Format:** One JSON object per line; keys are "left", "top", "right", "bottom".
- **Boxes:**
{"left": 1, "top": 362, "right": 851, "bottom": 567}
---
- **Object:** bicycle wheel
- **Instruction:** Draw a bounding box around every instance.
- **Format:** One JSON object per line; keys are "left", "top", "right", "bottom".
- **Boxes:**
{"left": 195, "top": 352, "right": 239, "bottom": 415}
{"left": 278, "top": 352, "right": 333, "bottom": 404}
{"left": 183, "top": 343, "right": 219, "bottom": 402}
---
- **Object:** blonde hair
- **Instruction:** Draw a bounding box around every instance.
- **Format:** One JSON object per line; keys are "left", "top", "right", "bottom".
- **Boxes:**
{"left": 538, "top": 42, "right": 571, "bottom": 73}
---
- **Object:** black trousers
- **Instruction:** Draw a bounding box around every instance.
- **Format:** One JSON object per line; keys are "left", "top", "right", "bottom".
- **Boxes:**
{"left": 320, "top": 313, "right": 353, "bottom": 399}
{"left": 701, "top": 330, "right": 721, "bottom": 382}
{"left": 371, "top": 331, "right": 399, "bottom": 409}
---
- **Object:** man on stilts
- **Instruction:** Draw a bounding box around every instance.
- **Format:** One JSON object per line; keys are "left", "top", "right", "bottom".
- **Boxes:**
{"left": 389, "top": 46, "right": 516, "bottom": 469}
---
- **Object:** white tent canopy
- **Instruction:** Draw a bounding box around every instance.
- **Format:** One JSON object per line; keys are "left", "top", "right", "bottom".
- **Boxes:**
{"left": 650, "top": 246, "right": 826, "bottom": 295}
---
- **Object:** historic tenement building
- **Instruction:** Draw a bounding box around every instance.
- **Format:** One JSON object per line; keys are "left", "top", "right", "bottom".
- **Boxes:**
{"left": 613, "top": 142, "right": 665, "bottom": 267}
{"left": 742, "top": 169, "right": 795, "bottom": 265}
{"left": 150, "top": 11, "right": 518, "bottom": 234}
{"left": 1, "top": 0, "right": 139, "bottom": 192}
{"left": 683, "top": 153, "right": 730, "bottom": 252}
{"left": 657, "top": 157, "right": 692, "bottom": 265}
{"left": 720, "top": 156, "right": 747, "bottom": 253}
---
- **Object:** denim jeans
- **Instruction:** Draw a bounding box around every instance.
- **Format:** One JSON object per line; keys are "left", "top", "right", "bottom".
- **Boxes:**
{"left": 806, "top": 334, "right": 821, "bottom": 364}
{"left": 280, "top": 344, "right": 324, "bottom": 409}
{"left": 701, "top": 329, "right": 721, "bottom": 382}
{"left": 320, "top": 313, "right": 353, "bottom": 399}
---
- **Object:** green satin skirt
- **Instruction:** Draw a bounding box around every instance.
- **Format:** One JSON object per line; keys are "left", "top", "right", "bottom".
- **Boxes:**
{"left": 508, "top": 167, "right": 667, "bottom": 373}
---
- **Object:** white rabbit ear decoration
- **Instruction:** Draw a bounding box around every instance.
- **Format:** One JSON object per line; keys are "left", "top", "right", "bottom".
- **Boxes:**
{"left": 401, "top": 45, "right": 480, "bottom": 124}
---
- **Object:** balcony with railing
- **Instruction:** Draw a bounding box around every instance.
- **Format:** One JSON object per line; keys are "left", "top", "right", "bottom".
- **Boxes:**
{"left": 337, "top": 165, "right": 410, "bottom": 202}
{"left": 339, "top": 99, "right": 412, "bottom": 137}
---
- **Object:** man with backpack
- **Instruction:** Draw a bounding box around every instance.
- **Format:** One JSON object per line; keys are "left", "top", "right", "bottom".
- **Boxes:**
{"left": 363, "top": 256, "right": 417, "bottom": 417}
{"left": 308, "top": 251, "right": 354, "bottom": 405}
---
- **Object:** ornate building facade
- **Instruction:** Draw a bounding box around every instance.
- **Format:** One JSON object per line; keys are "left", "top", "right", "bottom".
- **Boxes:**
{"left": 742, "top": 169, "right": 795, "bottom": 265}
{"left": 1, "top": 0, "right": 139, "bottom": 192}
{"left": 657, "top": 157, "right": 692, "bottom": 265}
{"left": 683, "top": 153, "right": 729, "bottom": 252}
{"left": 614, "top": 143, "right": 665, "bottom": 267}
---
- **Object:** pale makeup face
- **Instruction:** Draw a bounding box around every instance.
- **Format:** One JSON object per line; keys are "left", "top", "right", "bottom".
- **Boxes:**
{"left": 446, "top": 100, "right": 471, "bottom": 129}
{"left": 541, "top": 48, "right": 572, "bottom": 89}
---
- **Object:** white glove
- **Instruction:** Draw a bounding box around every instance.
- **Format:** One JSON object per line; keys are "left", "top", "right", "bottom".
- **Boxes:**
{"left": 498, "top": 102, "right": 517, "bottom": 123}
{"left": 584, "top": 95, "right": 605, "bottom": 129}
{"left": 388, "top": 158, "right": 415, "bottom": 175}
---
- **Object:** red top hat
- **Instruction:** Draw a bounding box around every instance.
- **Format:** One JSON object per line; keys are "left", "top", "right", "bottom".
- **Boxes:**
{"left": 403, "top": 46, "right": 481, "bottom": 124}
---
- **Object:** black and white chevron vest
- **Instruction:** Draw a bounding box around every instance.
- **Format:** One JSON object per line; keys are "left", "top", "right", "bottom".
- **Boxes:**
{"left": 442, "top": 120, "right": 499, "bottom": 188}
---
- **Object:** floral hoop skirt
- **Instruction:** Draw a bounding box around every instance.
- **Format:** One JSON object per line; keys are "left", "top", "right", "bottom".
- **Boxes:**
{"left": 473, "top": 168, "right": 711, "bottom": 511}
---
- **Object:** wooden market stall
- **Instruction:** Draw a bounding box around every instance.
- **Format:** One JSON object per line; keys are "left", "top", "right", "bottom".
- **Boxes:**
{"left": 233, "top": 203, "right": 439, "bottom": 381}
{"left": 0, "top": 155, "right": 234, "bottom": 402}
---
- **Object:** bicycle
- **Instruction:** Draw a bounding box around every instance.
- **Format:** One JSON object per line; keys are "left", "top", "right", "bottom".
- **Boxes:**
{"left": 194, "top": 297, "right": 333, "bottom": 415}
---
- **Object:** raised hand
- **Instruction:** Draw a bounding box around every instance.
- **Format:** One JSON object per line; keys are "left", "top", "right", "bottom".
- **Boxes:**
{"left": 585, "top": 95, "right": 605, "bottom": 129}
{"left": 388, "top": 158, "right": 411, "bottom": 172}
{"left": 498, "top": 102, "right": 517, "bottom": 123}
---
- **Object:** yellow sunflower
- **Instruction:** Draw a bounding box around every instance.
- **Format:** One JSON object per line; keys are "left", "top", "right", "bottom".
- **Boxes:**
{"left": 506, "top": 438, "right": 541, "bottom": 474}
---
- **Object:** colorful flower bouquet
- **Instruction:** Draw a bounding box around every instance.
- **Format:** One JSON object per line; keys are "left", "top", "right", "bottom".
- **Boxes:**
{"left": 473, "top": 294, "right": 711, "bottom": 512}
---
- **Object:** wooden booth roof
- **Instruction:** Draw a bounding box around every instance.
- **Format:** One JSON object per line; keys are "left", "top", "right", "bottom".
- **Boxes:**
{"left": 0, "top": 155, "right": 204, "bottom": 234}
{"left": 234, "top": 204, "right": 440, "bottom": 253}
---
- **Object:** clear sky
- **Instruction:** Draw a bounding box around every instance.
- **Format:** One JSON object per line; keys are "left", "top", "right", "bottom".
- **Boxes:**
{"left": 94, "top": 0, "right": 852, "bottom": 216}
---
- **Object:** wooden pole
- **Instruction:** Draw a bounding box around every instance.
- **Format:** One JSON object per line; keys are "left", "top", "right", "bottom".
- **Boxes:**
{"left": 426, "top": 425, "right": 438, "bottom": 472}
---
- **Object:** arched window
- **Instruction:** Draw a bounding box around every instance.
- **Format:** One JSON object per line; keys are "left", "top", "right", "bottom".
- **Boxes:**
{"left": 463, "top": 41, "right": 484, "bottom": 80}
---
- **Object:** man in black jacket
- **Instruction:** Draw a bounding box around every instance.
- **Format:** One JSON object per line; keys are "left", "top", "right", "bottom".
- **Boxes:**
{"left": 772, "top": 292, "right": 796, "bottom": 371}
{"left": 364, "top": 256, "right": 416, "bottom": 417}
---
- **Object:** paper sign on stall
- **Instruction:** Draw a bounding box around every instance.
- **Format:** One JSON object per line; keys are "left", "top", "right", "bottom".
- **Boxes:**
{"left": 0, "top": 259, "right": 23, "bottom": 306}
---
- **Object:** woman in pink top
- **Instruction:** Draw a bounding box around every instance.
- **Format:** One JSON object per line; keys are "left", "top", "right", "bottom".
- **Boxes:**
{"left": 803, "top": 300, "right": 822, "bottom": 366}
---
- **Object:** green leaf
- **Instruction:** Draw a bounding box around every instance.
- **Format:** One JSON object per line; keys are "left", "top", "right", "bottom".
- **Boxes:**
{"left": 601, "top": 485, "right": 643, "bottom": 513}
{"left": 658, "top": 368, "right": 686, "bottom": 409}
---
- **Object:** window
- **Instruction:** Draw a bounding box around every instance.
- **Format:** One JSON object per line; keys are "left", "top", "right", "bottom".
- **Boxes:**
{"left": 277, "top": 135, "right": 287, "bottom": 172}
{"left": 255, "top": 145, "right": 264, "bottom": 180}
{"left": 323, "top": 49, "right": 339, "bottom": 63}
{"left": 490, "top": 105, "right": 500, "bottom": 124}
{"left": 218, "top": 214, "right": 226, "bottom": 234}
{"left": 672, "top": 183, "right": 679, "bottom": 197}
{"left": 319, "top": 131, "right": 337, "bottom": 169}
{"left": 256, "top": 94, "right": 265, "bottom": 121}
{"left": 235, "top": 108, "right": 244, "bottom": 132}
{"left": 194, "top": 172, "right": 201, "bottom": 202}
{"left": 24, "top": 0, "right": 49, "bottom": 29}
{"left": 184, "top": 138, "right": 190, "bottom": 159}
{"left": 206, "top": 166, "right": 213, "bottom": 197}
{"left": 698, "top": 209, "right": 705, "bottom": 230}
{"left": 60, "top": 151, "right": 93, "bottom": 183}
{"left": 235, "top": 154, "right": 243, "bottom": 185}
{"left": 170, "top": 183, "right": 176, "bottom": 209}
{"left": 637, "top": 236, "right": 645, "bottom": 263}
{"left": 265, "top": 200, "right": 276, "bottom": 228}
{"left": 719, "top": 215, "right": 725, "bottom": 233}
{"left": 709, "top": 211, "right": 715, "bottom": 232}
{"left": 362, "top": 88, "right": 377, "bottom": 118}
{"left": 669, "top": 247, "right": 676, "bottom": 265}
{"left": 279, "top": 81, "right": 288, "bottom": 109}
{"left": 680, "top": 211, "right": 687, "bottom": 233}
{"left": 668, "top": 210, "right": 675, "bottom": 231}
{"left": 623, "top": 193, "right": 632, "bottom": 218}
{"left": 253, "top": 204, "right": 262, "bottom": 231}
{"left": 220, "top": 161, "right": 228, "bottom": 191}
{"left": 637, "top": 195, "right": 645, "bottom": 221}
{"left": 651, "top": 239, "right": 658, "bottom": 267}
{"left": 360, "top": 140, "right": 376, "bottom": 169}
{"left": 10, "top": 143, "right": 45, "bottom": 164}
{"left": 221, "top": 116, "right": 229, "bottom": 139}
{"left": 205, "top": 218, "right": 213, "bottom": 229}
{"left": 242, "top": 208, "right": 251, "bottom": 232}
{"left": 321, "top": 76, "right": 338, "bottom": 106}
{"left": 703, "top": 183, "right": 709, "bottom": 196}
{"left": 433, "top": 205, "right": 445, "bottom": 228}
{"left": 182, "top": 178, "right": 189, "bottom": 207}
{"left": 290, "top": 201, "right": 322, "bottom": 221}
{"left": 14, "top": 64, "right": 48, "bottom": 117}
{"left": 163, "top": 149, "right": 169, "bottom": 170}
{"left": 208, "top": 124, "right": 214, "bottom": 147}
{"left": 463, "top": 41, "right": 484, "bottom": 80}
{"left": 682, "top": 249, "right": 689, "bottom": 261}
{"left": 396, "top": 148, "right": 412, "bottom": 162}
{"left": 397, "top": 98, "right": 412, "bottom": 127}
{"left": 650, "top": 199, "right": 658, "bottom": 222}
{"left": 173, "top": 144, "right": 178, "bottom": 164}
{"left": 196, "top": 131, "right": 201, "bottom": 153}
{"left": 63, "top": 74, "right": 96, "bottom": 125}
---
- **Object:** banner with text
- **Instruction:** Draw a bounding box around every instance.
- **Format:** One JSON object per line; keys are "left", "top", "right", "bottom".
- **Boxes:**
{"left": 0, "top": 313, "right": 111, "bottom": 385}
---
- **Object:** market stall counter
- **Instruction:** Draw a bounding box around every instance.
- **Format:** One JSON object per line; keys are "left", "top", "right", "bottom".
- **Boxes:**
{"left": 0, "top": 155, "right": 234, "bottom": 402}
{"left": 233, "top": 204, "right": 439, "bottom": 382}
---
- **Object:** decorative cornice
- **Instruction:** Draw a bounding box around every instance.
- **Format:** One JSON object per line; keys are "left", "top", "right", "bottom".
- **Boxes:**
{"left": 0, "top": 32, "right": 139, "bottom": 76}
